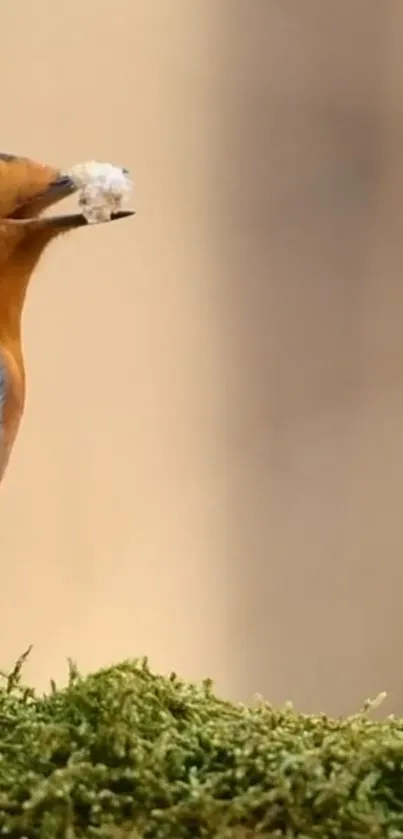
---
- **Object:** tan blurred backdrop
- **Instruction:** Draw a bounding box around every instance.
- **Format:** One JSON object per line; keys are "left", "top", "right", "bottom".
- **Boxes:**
{"left": 0, "top": 1, "right": 403, "bottom": 714}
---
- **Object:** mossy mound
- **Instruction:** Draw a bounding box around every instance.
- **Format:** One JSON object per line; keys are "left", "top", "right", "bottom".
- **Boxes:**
{"left": 0, "top": 651, "right": 402, "bottom": 838}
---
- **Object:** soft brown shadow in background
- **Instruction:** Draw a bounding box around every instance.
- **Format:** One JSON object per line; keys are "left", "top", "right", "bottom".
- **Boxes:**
{"left": 0, "top": 1, "right": 403, "bottom": 715}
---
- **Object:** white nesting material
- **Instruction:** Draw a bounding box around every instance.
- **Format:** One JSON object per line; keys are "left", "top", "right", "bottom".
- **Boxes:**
{"left": 67, "top": 161, "right": 132, "bottom": 224}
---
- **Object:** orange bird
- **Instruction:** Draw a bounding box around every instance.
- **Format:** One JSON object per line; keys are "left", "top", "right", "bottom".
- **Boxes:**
{"left": 0, "top": 153, "right": 133, "bottom": 486}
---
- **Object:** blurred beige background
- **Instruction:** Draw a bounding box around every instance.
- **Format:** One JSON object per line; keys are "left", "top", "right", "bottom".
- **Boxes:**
{"left": 0, "top": 1, "right": 403, "bottom": 714}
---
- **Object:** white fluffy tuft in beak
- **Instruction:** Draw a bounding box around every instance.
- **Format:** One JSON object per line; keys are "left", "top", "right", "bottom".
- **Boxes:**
{"left": 66, "top": 161, "right": 133, "bottom": 224}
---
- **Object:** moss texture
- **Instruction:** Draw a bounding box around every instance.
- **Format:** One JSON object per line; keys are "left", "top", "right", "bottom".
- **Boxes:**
{"left": 0, "top": 649, "right": 402, "bottom": 838}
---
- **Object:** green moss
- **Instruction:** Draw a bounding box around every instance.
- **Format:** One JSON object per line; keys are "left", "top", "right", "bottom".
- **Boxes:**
{"left": 0, "top": 650, "right": 402, "bottom": 838}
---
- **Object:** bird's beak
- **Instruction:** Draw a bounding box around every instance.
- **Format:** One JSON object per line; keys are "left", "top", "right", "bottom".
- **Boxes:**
{"left": 10, "top": 173, "right": 135, "bottom": 229}
{"left": 36, "top": 209, "right": 135, "bottom": 230}
{"left": 10, "top": 173, "right": 79, "bottom": 219}
{"left": 0, "top": 154, "right": 135, "bottom": 228}
{"left": 37, "top": 173, "right": 78, "bottom": 206}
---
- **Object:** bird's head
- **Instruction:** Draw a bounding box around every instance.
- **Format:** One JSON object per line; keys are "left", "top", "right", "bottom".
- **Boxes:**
{"left": 0, "top": 152, "right": 133, "bottom": 237}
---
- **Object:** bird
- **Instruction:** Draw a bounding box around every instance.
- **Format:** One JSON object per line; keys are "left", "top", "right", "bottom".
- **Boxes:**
{"left": 0, "top": 152, "right": 134, "bottom": 486}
